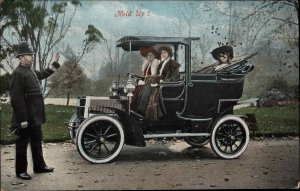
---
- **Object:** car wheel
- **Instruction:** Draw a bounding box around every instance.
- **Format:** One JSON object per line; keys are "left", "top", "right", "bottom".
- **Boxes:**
{"left": 210, "top": 115, "right": 249, "bottom": 159}
{"left": 184, "top": 136, "right": 209, "bottom": 147}
{"left": 76, "top": 115, "right": 125, "bottom": 164}
{"left": 69, "top": 113, "right": 80, "bottom": 144}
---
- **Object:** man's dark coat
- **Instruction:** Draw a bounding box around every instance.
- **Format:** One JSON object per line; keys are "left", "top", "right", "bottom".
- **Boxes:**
{"left": 10, "top": 64, "right": 56, "bottom": 127}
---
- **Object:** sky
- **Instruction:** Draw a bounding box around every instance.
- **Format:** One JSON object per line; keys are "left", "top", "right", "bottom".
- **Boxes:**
{"left": 65, "top": 1, "right": 228, "bottom": 43}
{"left": 60, "top": 0, "right": 242, "bottom": 76}
{"left": 64, "top": 1, "right": 260, "bottom": 42}
{"left": 1, "top": 1, "right": 298, "bottom": 79}
{"left": 62, "top": 1, "right": 288, "bottom": 56}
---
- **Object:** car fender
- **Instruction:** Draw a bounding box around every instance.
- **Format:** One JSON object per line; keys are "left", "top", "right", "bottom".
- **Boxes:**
{"left": 105, "top": 107, "right": 146, "bottom": 147}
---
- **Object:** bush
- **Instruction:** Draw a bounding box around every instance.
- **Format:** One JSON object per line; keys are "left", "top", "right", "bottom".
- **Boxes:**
{"left": 258, "top": 76, "right": 299, "bottom": 107}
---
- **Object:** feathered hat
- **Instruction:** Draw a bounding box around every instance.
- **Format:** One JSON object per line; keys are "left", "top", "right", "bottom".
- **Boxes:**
{"left": 211, "top": 45, "right": 233, "bottom": 61}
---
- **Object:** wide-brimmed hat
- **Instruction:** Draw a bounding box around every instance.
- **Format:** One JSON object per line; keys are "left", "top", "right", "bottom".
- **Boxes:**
{"left": 158, "top": 45, "right": 173, "bottom": 56}
{"left": 140, "top": 47, "right": 159, "bottom": 59}
{"left": 16, "top": 41, "right": 35, "bottom": 58}
{"left": 211, "top": 45, "right": 233, "bottom": 61}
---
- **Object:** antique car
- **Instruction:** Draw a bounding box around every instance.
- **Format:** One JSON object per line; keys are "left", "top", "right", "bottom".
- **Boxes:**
{"left": 67, "top": 36, "right": 257, "bottom": 164}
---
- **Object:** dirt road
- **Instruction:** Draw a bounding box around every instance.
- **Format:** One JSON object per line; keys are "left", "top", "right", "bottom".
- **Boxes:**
{"left": 1, "top": 138, "right": 299, "bottom": 190}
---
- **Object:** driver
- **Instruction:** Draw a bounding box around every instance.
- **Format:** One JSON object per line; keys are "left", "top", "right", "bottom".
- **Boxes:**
{"left": 139, "top": 47, "right": 160, "bottom": 84}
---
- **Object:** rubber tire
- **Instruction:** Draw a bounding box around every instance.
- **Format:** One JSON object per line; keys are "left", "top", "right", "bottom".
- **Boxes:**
{"left": 76, "top": 115, "right": 125, "bottom": 164}
{"left": 210, "top": 115, "right": 249, "bottom": 159}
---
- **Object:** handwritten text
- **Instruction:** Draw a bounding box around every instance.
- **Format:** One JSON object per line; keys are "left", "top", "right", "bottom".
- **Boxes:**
{"left": 115, "top": 10, "right": 150, "bottom": 17}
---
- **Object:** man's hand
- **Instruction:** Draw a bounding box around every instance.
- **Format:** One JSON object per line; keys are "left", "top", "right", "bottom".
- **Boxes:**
{"left": 50, "top": 52, "right": 61, "bottom": 70}
{"left": 52, "top": 52, "right": 60, "bottom": 63}
{"left": 21, "top": 121, "right": 28, "bottom": 128}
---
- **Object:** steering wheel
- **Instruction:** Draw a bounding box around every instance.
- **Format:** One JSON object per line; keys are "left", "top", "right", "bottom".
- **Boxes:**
{"left": 127, "top": 73, "right": 145, "bottom": 81}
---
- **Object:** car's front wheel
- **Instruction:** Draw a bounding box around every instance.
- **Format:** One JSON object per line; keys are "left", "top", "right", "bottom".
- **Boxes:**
{"left": 68, "top": 113, "right": 80, "bottom": 144}
{"left": 210, "top": 115, "right": 249, "bottom": 159}
{"left": 76, "top": 115, "right": 125, "bottom": 164}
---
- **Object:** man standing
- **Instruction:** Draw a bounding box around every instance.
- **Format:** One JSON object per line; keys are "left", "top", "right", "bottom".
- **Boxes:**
{"left": 10, "top": 41, "right": 61, "bottom": 180}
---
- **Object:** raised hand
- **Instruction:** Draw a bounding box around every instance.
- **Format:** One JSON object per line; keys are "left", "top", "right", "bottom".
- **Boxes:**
{"left": 51, "top": 52, "right": 60, "bottom": 63}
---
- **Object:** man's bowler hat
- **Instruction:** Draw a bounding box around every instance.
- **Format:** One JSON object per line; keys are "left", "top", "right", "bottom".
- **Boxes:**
{"left": 16, "top": 41, "right": 35, "bottom": 58}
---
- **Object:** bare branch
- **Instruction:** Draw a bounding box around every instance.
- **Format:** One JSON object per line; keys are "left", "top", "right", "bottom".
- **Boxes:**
{"left": 242, "top": 2, "right": 279, "bottom": 20}
{"left": 272, "top": 17, "right": 299, "bottom": 25}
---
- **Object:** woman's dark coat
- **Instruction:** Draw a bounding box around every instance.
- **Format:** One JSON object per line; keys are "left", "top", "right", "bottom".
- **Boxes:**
{"left": 158, "top": 60, "right": 180, "bottom": 82}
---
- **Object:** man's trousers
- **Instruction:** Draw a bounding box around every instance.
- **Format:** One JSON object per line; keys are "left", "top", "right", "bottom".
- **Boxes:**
{"left": 15, "top": 125, "right": 46, "bottom": 174}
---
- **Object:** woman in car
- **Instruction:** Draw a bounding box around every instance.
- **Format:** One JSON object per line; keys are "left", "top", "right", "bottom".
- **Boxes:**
{"left": 131, "top": 47, "right": 159, "bottom": 112}
{"left": 196, "top": 45, "right": 234, "bottom": 73}
{"left": 157, "top": 45, "right": 180, "bottom": 82}
{"left": 212, "top": 45, "right": 234, "bottom": 71}
{"left": 141, "top": 45, "right": 180, "bottom": 120}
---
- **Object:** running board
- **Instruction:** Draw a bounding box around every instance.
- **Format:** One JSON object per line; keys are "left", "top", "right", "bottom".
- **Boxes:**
{"left": 144, "top": 133, "right": 210, "bottom": 139}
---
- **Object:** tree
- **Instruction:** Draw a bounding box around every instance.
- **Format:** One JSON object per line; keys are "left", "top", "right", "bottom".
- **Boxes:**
{"left": 191, "top": 33, "right": 214, "bottom": 71}
{"left": 0, "top": 72, "right": 11, "bottom": 95}
{"left": 48, "top": 57, "right": 87, "bottom": 106}
{"left": 0, "top": 0, "right": 81, "bottom": 72}
{"left": 1, "top": 0, "right": 104, "bottom": 95}
{"left": 175, "top": 1, "right": 215, "bottom": 69}
{"left": 204, "top": 1, "right": 298, "bottom": 53}
{"left": 242, "top": 1, "right": 299, "bottom": 27}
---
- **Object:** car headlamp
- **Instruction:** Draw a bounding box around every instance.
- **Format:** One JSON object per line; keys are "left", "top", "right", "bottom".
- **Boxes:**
{"left": 125, "top": 78, "right": 136, "bottom": 97}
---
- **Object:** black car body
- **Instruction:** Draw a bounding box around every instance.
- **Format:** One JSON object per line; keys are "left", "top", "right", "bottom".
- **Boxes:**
{"left": 68, "top": 36, "right": 257, "bottom": 163}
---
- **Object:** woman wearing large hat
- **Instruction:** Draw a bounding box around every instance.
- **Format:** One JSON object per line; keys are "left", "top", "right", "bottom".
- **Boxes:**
{"left": 138, "top": 45, "right": 181, "bottom": 120}
{"left": 131, "top": 46, "right": 160, "bottom": 112}
{"left": 211, "top": 45, "right": 234, "bottom": 71}
{"left": 211, "top": 45, "right": 233, "bottom": 61}
{"left": 157, "top": 45, "right": 180, "bottom": 82}
{"left": 139, "top": 46, "right": 160, "bottom": 80}
{"left": 196, "top": 45, "right": 234, "bottom": 73}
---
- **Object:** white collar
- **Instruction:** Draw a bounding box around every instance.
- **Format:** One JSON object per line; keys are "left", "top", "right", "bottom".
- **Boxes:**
{"left": 159, "top": 57, "right": 170, "bottom": 75}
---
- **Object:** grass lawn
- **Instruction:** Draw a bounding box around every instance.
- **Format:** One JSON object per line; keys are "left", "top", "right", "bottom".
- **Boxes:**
{"left": 0, "top": 103, "right": 75, "bottom": 144}
{"left": 0, "top": 103, "right": 299, "bottom": 144}
{"left": 234, "top": 103, "right": 299, "bottom": 136}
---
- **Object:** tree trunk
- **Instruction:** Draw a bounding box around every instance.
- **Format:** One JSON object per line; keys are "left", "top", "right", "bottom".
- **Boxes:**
{"left": 66, "top": 92, "right": 70, "bottom": 106}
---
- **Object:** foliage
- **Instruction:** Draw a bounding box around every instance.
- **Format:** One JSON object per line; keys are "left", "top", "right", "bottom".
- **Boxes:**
{"left": 76, "top": 25, "right": 105, "bottom": 64}
{"left": 234, "top": 103, "right": 299, "bottom": 136}
{"left": 94, "top": 50, "right": 143, "bottom": 96}
{"left": 93, "top": 77, "right": 115, "bottom": 96}
{"left": 0, "top": 73, "right": 11, "bottom": 94}
{"left": 260, "top": 76, "right": 299, "bottom": 99}
{"left": 0, "top": 0, "right": 80, "bottom": 72}
{"left": 48, "top": 60, "right": 86, "bottom": 96}
{"left": 206, "top": 1, "right": 299, "bottom": 51}
{"left": 0, "top": 104, "right": 75, "bottom": 144}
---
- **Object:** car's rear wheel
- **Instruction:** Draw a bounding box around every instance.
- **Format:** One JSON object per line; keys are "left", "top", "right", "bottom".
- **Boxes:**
{"left": 210, "top": 115, "right": 249, "bottom": 159}
{"left": 76, "top": 115, "right": 124, "bottom": 164}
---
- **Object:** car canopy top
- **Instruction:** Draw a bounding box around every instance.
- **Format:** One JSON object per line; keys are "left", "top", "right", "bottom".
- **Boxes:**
{"left": 116, "top": 36, "right": 200, "bottom": 51}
